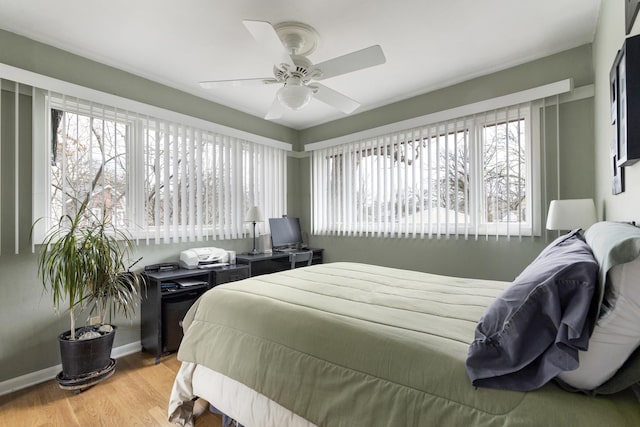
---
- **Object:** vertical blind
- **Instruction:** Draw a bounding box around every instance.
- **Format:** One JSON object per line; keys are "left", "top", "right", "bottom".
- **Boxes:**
{"left": 41, "top": 92, "right": 287, "bottom": 244}
{"left": 310, "top": 101, "right": 557, "bottom": 240}
{"left": 0, "top": 78, "right": 24, "bottom": 255}
{"left": 0, "top": 68, "right": 290, "bottom": 254}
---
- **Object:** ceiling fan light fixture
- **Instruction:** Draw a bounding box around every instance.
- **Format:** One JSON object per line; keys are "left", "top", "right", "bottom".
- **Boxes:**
{"left": 277, "top": 83, "right": 313, "bottom": 110}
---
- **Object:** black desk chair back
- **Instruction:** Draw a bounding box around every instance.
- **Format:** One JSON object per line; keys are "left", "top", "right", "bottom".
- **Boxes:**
{"left": 289, "top": 251, "right": 313, "bottom": 269}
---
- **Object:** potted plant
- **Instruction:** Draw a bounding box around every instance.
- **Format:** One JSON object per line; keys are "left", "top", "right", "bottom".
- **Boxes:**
{"left": 35, "top": 201, "right": 143, "bottom": 390}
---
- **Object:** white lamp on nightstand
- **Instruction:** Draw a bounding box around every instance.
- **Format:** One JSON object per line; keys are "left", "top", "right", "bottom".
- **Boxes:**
{"left": 245, "top": 206, "right": 263, "bottom": 255}
{"left": 546, "top": 198, "right": 597, "bottom": 231}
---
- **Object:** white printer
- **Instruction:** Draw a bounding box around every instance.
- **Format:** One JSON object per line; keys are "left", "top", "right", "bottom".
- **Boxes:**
{"left": 179, "top": 247, "right": 229, "bottom": 269}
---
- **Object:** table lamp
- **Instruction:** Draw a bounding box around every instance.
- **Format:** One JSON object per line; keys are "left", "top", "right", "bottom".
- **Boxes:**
{"left": 546, "top": 198, "right": 597, "bottom": 231}
{"left": 245, "top": 206, "right": 263, "bottom": 255}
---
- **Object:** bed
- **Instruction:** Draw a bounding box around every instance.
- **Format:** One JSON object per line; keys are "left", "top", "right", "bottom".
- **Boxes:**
{"left": 168, "top": 222, "right": 640, "bottom": 426}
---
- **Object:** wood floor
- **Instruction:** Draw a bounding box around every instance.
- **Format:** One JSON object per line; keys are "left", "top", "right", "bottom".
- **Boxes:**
{"left": 0, "top": 352, "right": 221, "bottom": 427}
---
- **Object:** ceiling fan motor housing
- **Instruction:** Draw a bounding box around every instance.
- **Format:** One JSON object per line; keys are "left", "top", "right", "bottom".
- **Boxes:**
{"left": 273, "top": 55, "right": 320, "bottom": 83}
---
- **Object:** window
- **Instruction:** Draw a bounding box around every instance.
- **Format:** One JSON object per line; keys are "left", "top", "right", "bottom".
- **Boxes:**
{"left": 140, "top": 121, "right": 287, "bottom": 241}
{"left": 50, "top": 106, "right": 130, "bottom": 228}
{"left": 35, "top": 93, "right": 288, "bottom": 243}
{"left": 310, "top": 104, "right": 539, "bottom": 238}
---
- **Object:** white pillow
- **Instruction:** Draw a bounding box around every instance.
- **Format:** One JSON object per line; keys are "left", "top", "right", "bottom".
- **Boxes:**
{"left": 557, "top": 255, "right": 640, "bottom": 390}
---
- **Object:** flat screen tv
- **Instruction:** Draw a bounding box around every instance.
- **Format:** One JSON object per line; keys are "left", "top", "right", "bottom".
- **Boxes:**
{"left": 269, "top": 217, "right": 303, "bottom": 250}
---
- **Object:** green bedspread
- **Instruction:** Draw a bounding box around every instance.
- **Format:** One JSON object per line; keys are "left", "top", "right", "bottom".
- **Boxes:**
{"left": 177, "top": 262, "right": 640, "bottom": 426}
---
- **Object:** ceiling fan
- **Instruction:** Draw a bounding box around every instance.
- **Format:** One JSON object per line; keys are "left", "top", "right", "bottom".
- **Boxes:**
{"left": 199, "top": 20, "right": 386, "bottom": 120}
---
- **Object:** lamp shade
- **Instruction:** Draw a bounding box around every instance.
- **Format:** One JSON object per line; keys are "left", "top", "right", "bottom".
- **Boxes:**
{"left": 244, "top": 206, "right": 263, "bottom": 223}
{"left": 546, "top": 199, "right": 597, "bottom": 230}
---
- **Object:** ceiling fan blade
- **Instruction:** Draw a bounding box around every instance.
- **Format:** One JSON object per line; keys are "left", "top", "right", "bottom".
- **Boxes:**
{"left": 242, "top": 20, "right": 295, "bottom": 68}
{"left": 311, "top": 83, "right": 360, "bottom": 114}
{"left": 265, "top": 97, "right": 285, "bottom": 120}
{"left": 200, "top": 78, "right": 278, "bottom": 89}
{"left": 315, "top": 45, "right": 386, "bottom": 81}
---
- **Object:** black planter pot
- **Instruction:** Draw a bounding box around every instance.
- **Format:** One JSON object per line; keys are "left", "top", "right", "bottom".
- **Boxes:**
{"left": 58, "top": 325, "right": 116, "bottom": 379}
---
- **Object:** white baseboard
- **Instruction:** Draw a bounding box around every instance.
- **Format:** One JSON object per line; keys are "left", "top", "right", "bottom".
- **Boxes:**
{"left": 0, "top": 341, "right": 142, "bottom": 397}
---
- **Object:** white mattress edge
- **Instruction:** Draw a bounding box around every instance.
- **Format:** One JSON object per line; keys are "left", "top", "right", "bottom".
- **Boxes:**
{"left": 168, "top": 361, "right": 317, "bottom": 427}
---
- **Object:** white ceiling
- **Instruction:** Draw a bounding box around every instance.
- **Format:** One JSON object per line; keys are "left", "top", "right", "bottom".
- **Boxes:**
{"left": 0, "top": 0, "right": 601, "bottom": 130}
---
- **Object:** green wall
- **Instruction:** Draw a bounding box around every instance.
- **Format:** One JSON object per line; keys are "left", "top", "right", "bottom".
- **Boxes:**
{"left": 298, "top": 99, "right": 594, "bottom": 281}
{"left": 592, "top": 1, "right": 640, "bottom": 221}
{"left": 298, "top": 45, "right": 596, "bottom": 281}
{"left": 0, "top": 29, "right": 299, "bottom": 146}
{"left": 0, "top": 29, "right": 597, "bottom": 385}
{"left": 298, "top": 45, "right": 594, "bottom": 147}
{"left": 0, "top": 29, "right": 294, "bottom": 383}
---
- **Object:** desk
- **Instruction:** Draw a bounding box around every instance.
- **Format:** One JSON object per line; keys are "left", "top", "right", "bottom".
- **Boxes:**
{"left": 141, "top": 264, "right": 250, "bottom": 361}
{"left": 236, "top": 248, "right": 323, "bottom": 276}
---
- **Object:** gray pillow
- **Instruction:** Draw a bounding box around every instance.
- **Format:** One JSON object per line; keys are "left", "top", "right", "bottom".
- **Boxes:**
{"left": 579, "top": 221, "right": 640, "bottom": 395}
{"left": 466, "top": 230, "right": 598, "bottom": 391}
{"left": 584, "top": 221, "right": 640, "bottom": 319}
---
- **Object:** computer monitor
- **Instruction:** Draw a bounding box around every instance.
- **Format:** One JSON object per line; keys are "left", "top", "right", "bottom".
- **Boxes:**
{"left": 269, "top": 217, "right": 303, "bottom": 250}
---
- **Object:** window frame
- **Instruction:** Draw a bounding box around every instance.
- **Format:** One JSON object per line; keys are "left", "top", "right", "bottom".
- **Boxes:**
{"left": 31, "top": 91, "right": 290, "bottom": 244}
{"left": 470, "top": 104, "right": 541, "bottom": 237}
{"left": 49, "top": 98, "right": 136, "bottom": 231}
{"left": 310, "top": 102, "right": 542, "bottom": 238}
